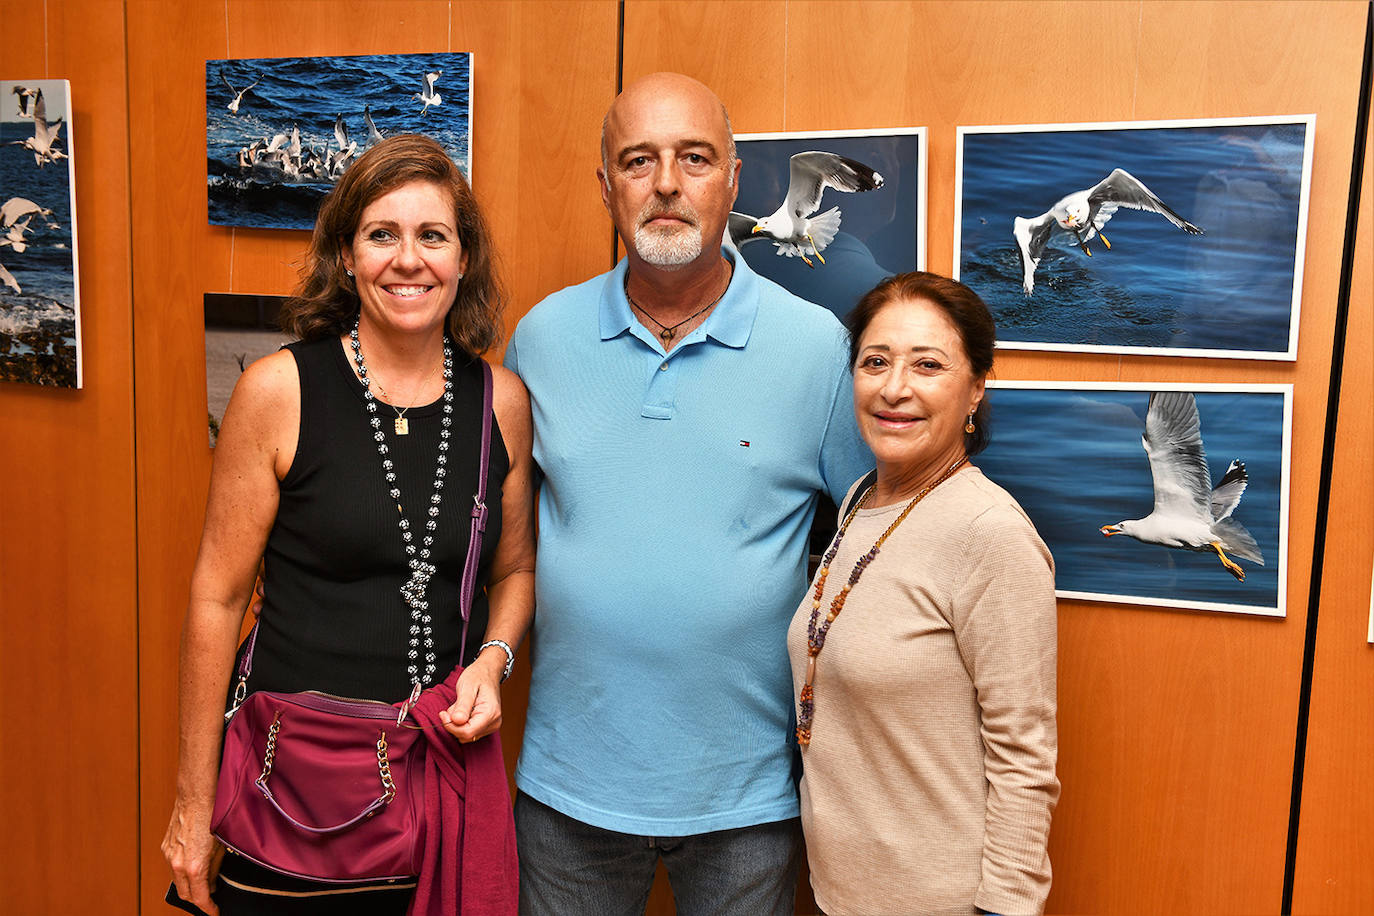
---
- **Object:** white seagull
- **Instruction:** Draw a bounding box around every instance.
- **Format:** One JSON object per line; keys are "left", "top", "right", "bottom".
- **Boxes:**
{"left": 12, "top": 85, "right": 40, "bottom": 118}
{"left": 1013, "top": 167, "right": 1203, "bottom": 295}
{"left": 1100, "top": 391, "right": 1263, "bottom": 582}
{"left": 728, "top": 151, "right": 884, "bottom": 268}
{"left": 0, "top": 260, "right": 19, "bottom": 294}
{"left": 11, "top": 90, "right": 65, "bottom": 167}
{"left": 0, "top": 216, "right": 34, "bottom": 253}
{"left": 2, "top": 197, "right": 56, "bottom": 230}
{"left": 220, "top": 73, "right": 261, "bottom": 114}
{"left": 413, "top": 71, "right": 442, "bottom": 116}
{"left": 364, "top": 104, "right": 385, "bottom": 144}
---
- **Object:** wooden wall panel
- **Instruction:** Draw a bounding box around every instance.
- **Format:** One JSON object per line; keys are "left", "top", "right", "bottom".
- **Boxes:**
{"left": 1292, "top": 72, "right": 1374, "bottom": 913}
{"left": 625, "top": 2, "right": 1368, "bottom": 913}
{"left": 129, "top": 2, "right": 618, "bottom": 910}
{"left": 0, "top": 1, "right": 138, "bottom": 913}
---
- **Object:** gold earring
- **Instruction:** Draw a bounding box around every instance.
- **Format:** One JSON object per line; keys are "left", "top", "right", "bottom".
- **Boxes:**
{"left": 965, "top": 413, "right": 976, "bottom": 434}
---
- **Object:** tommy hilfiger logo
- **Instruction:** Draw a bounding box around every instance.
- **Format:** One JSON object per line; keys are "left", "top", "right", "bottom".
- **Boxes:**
{"left": 739, "top": 440, "right": 750, "bottom": 447}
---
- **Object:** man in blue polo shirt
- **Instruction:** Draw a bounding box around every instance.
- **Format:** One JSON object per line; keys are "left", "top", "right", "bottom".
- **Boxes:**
{"left": 504, "top": 72, "right": 872, "bottom": 915}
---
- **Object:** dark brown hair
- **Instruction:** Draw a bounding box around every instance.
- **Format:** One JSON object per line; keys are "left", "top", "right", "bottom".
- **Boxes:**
{"left": 846, "top": 271, "right": 996, "bottom": 455}
{"left": 280, "top": 134, "right": 503, "bottom": 355}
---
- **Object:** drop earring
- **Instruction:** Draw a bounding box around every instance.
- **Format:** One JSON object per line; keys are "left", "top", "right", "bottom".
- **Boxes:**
{"left": 345, "top": 268, "right": 354, "bottom": 277}
{"left": 965, "top": 413, "right": 976, "bottom": 434}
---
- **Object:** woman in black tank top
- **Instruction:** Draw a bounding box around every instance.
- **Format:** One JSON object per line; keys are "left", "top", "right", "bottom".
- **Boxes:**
{"left": 162, "top": 135, "right": 534, "bottom": 915}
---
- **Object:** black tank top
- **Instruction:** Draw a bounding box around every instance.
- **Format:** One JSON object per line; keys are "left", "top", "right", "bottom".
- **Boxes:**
{"left": 247, "top": 336, "right": 508, "bottom": 701}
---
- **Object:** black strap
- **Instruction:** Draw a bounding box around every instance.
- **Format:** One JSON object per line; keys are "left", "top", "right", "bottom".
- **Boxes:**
{"left": 840, "top": 470, "right": 879, "bottom": 518}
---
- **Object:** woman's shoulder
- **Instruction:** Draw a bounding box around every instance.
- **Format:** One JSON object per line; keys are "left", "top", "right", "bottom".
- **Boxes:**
{"left": 232, "top": 348, "right": 299, "bottom": 412}
{"left": 952, "top": 468, "right": 1053, "bottom": 567}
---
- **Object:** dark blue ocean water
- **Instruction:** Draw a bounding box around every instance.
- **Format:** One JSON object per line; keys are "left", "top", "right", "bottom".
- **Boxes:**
{"left": 207, "top": 52, "right": 471, "bottom": 230}
{"left": 977, "top": 387, "right": 1286, "bottom": 613}
{"left": 0, "top": 120, "right": 78, "bottom": 353}
{"left": 959, "top": 122, "right": 1307, "bottom": 354}
{"left": 733, "top": 132, "right": 921, "bottom": 320}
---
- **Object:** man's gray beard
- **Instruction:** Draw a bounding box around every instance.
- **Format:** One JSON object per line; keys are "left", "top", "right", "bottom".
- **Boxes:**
{"left": 633, "top": 224, "right": 703, "bottom": 269}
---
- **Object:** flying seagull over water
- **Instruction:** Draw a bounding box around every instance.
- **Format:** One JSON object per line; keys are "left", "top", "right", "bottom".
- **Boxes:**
{"left": 11, "top": 90, "right": 65, "bottom": 167}
{"left": 1013, "top": 167, "right": 1203, "bottom": 295}
{"left": 1100, "top": 391, "right": 1263, "bottom": 582}
{"left": 12, "top": 85, "right": 39, "bottom": 118}
{"left": 1, "top": 197, "right": 56, "bottom": 230}
{"left": 728, "top": 151, "right": 884, "bottom": 268}
{"left": 413, "top": 71, "right": 442, "bottom": 116}
{"left": 0, "top": 260, "right": 19, "bottom": 294}
{"left": 0, "top": 216, "right": 34, "bottom": 253}
{"left": 220, "top": 73, "right": 261, "bottom": 114}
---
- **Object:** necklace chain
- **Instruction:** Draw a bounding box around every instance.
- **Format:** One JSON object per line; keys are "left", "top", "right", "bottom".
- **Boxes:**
{"left": 625, "top": 265, "right": 730, "bottom": 345}
{"left": 372, "top": 359, "right": 442, "bottom": 435}
{"left": 349, "top": 319, "right": 454, "bottom": 688}
{"left": 796, "top": 456, "right": 968, "bottom": 747}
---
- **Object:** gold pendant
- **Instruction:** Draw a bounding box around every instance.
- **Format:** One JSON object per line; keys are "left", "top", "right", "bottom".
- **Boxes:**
{"left": 660, "top": 328, "right": 674, "bottom": 344}
{"left": 394, "top": 417, "right": 409, "bottom": 436}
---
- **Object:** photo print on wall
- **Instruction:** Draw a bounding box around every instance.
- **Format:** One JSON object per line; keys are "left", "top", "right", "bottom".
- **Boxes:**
{"left": 977, "top": 382, "right": 1292, "bottom": 617}
{"left": 203, "top": 292, "right": 293, "bottom": 447}
{"left": 207, "top": 51, "right": 471, "bottom": 231}
{"left": 729, "top": 128, "right": 925, "bottom": 322}
{"left": 0, "top": 78, "right": 81, "bottom": 388}
{"left": 956, "top": 116, "right": 1314, "bottom": 359}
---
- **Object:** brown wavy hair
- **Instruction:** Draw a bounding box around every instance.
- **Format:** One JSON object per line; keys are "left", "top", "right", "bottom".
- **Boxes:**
{"left": 280, "top": 134, "right": 504, "bottom": 355}
{"left": 846, "top": 271, "right": 996, "bottom": 455}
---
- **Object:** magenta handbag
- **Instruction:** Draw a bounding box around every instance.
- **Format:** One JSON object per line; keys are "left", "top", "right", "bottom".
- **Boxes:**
{"left": 210, "top": 360, "right": 494, "bottom": 883}
{"left": 211, "top": 679, "right": 428, "bottom": 882}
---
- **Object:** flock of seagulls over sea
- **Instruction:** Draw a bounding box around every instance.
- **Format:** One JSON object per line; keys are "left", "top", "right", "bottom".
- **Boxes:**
{"left": 728, "top": 151, "right": 884, "bottom": 268}
{"left": 1100, "top": 391, "right": 1263, "bottom": 582}
{"left": 220, "top": 68, "right": 443, "bottom": 186}
{"left": 2, "top": 85, "right": 66, "bottom": 296}
{"left": 1013, "top": 167, "right": 1204, "bottom": 296}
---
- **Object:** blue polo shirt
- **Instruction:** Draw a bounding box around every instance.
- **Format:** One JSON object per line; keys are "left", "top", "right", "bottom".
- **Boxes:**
{"left": 505, "top": 249, "right": 872, "bottom": 834}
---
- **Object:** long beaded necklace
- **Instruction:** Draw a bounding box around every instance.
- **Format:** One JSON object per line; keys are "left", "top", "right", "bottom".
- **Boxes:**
{"left": 348, "top": 318, "right": 453, "bottom": 699}
{"left": 796, "top": 455, "right": 968, "bottom": 747}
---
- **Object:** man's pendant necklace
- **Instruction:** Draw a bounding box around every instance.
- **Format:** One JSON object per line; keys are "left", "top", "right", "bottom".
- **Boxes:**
{"left": 626, "top": 271, "right": 730, "bottom": 345}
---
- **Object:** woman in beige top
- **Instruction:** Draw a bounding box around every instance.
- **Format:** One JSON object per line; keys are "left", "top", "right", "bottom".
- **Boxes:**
{"left": 788, "top": 272, "right": 1059, "bottom": 916}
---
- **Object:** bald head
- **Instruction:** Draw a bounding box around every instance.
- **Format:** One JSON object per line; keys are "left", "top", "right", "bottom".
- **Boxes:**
{"left": 600, "top": 72, "right": 736, "bottom": 187}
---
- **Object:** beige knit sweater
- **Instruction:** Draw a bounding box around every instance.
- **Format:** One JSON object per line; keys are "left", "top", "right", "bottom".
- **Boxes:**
{"left": 787, "top": 466, "right": 1059, "bottom": 916}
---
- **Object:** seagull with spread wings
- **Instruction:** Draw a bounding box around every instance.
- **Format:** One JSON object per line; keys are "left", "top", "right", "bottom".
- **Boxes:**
{"left": 413, "top": 71, "right": 442, "bottom": 116}
{"left": 728, "top": 151, "right": 884, "bottom": 268}
{"left": 1100, "top": 391, "right": 1263, "bottom": 582}
{"left": 11, "top": 90, "right": 66, "bottom": 168}
{"left": 1013, "top": 167, "right": 1203, "bottom": 295}
{"left": 220, "top": 73, "right": 261, "bottom": 114}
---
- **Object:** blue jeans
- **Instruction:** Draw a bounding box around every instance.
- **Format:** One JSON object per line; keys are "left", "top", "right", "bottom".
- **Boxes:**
{"left": 515, "top": 793, "right": 802, "bottom": 916}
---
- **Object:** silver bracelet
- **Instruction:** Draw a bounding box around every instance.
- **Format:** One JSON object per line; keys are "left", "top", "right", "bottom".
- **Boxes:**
{"left": 477, "top": 639, "right": 515, "bottom": 683}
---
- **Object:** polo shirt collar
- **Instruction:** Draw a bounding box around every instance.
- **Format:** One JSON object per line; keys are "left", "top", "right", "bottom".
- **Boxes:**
{"left": 598, "top": 247, "right": 758, "bottom": 349}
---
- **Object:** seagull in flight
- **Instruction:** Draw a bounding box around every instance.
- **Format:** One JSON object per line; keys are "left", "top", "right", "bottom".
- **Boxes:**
{"left": 12, "top": 85, "right": 40, "bottom": 118}
{"left": 0, "top": 216, "right": 34, "bottom": 253}
{"left": 413, "top": 71, "right": 442, "bottom": 116}
{"left": 11, "top": 90, "right": 66, "bottom": 167}
{"left": 1100, "top": 391, "right": 1263, "bottom": 582}
{"left": 2, "top": 197, "right": 56, "bottom": 231}
{"left": 0, "top": 260, "right": 19, "bottom": 294}
{"left": 1013, "top": 168, "right": 1203, "bottom": 295}
{"left": 728, "top": 151, "right": 884, "bottom": 268}
{"left": 220, "top": 73, "right": 261, "bottom": 114}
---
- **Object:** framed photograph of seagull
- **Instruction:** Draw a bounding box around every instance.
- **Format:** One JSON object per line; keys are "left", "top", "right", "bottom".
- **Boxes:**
{"left": 955, "top": 116, "right": 1314, "bottom": 360}
{"left": 206, "top": 51, "right": 471, "bottom": 231}
{"left": 0, "top": 78, "right": 82, "bottom": 388}
{"left": 729, "top": 128, "right": 925, "bottom": 322}
{"left": 977, "top": 381, "right": 1293, "bottom": 617}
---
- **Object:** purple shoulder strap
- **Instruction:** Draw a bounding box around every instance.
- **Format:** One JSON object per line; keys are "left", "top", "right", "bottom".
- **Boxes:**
{"left": 232, "top": 358, "right": 496, "bottom": 693}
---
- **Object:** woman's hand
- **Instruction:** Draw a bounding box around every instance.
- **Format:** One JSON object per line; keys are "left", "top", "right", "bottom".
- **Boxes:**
{"left": 162, "top": 797, "right": 225, "bottom": 916}
{"left": 440, "top": 651, "right": 504, "bottom": 742}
